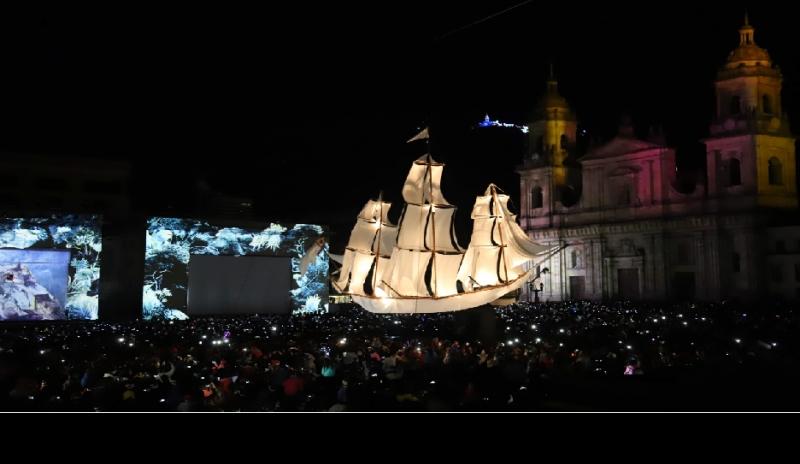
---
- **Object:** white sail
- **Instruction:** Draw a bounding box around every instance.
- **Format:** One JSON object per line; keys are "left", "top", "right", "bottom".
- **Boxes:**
{"left": 332, "top": 248, "right": 356, "bottom": 293}
{"left": 427, "top": 206, "right": 462, "bottom": 254}
{"left": 396, "top": 204, "right": 461, "bottom": 253}
{"left": 383, "top": 248, "right": 432, "bottom": 297}
{"left": 493, "top": 190, "right": 551, "bottom": 269}
{"left": 349, "top": 220, "right": 380, "bottom": 251}
{"left": 396, "top": 204, "right": 429, "bottom": 251}
{"left": 432, "top": 252, "right": 464, "bottom": 297}
{"left": 347, "top": 250, "right": 377, "bottom": 296}
{"left": 378, "top": 154, "right": 463, "bottom": 300}
{"left": 373, "top": 256, "right": 392, "bottom": 294}
{"left": 457, "top": 185, "right": 551, "bottom": 292}
{"left": 359, "top": 200, "right": 393, "bottom": 225}
{"left": 378, "top": 227, "right": 398, "bottom": 256}
{"left": 332, "top": 198, "right": 397, "bottom": 295}
{"left": 402, "top": 155, "right": 450, "bottom": 206}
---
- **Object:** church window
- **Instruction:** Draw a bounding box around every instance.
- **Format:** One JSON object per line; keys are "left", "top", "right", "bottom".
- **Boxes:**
{"left": 560, "top": 134, "right": 568, "bottom": 150}
{"left": 571, "top": 250, "right": 579, "bottom": 269}
{"left": 768, "top": 158, "right": 783, "bottom": 186}
{"left": 729, "top": 158, "right": 741, "bottom": 186}
{"left": 531, "top": 186, "right": 543, "bottom": 210}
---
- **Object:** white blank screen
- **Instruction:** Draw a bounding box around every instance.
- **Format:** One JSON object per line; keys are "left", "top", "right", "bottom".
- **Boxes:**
{"left": 187, "top": 255, "right": 292, "bottom": 315}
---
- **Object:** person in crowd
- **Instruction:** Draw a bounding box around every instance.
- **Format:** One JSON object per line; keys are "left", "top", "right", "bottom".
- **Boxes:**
{"left": 0, "top": 300, "right": 797, "bottom": 411}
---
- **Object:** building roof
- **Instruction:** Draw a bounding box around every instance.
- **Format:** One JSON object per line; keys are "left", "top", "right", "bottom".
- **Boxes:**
{"left": 580, "top": 135, "right": 665, "bottom": 162}
{"left": 539, "top": 79, "right": 570, "bottom": 111}
{"left": 531, "top": 65, "right": 575, "bottom": 122}
{"left": 719, "top": 15, "right": 778, "bottom": 78}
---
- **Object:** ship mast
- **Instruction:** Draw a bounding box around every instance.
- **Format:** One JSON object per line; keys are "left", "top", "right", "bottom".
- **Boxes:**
{"left": 372, "top": 191, "right": 384, "bottom": 294}
{"left": 426, "top": 154, "right": 439, "bottom": 298}
{"left": 490, "top": 184, "right": 511, "bottom": 283}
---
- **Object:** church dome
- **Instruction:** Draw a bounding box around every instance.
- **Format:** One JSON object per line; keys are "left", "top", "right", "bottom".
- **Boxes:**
{"left": 722, "top": 15, "right": 774, "bottom": 71}
{"left": 532, "top": 66, "right": 576, "bottom": 122}
{"left": 726, "top": 44, "right": 771, "bottom": 66}
{"left": 540, "top": 79, "right": 570, "bottom": 110}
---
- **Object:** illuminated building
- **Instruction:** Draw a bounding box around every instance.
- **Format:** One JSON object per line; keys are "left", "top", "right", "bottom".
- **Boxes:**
{"left": 518, "top": 17, "right": 800, "bottom": 302}
{"left": 520, "top": 66, "right": 581, "bottom": 199}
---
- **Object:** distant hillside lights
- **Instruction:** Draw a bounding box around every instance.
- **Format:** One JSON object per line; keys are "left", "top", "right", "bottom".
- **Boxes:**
{"left": 478, "top": 114, "right": 529, "bottom": 134}
{"left": 478, "top": 114, "right": 589, "bottom": 137}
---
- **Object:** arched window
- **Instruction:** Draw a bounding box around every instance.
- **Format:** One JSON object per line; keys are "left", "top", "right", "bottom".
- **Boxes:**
{"left": 729, "top": 158, "right": 741, "bottom": 186}
{"left": 730, "top": 96, "right": 741, "bottom": 115}
{"left": 560, "top": 134, "right": 568, "bottom": 150}
{"left": 570, "top": 250, "right": 580, "bottom": 269}
{"left": 763, "top": 95, "right": 773, "bottom": 114}
{"left": 531, "top": 186, "right": 543, "bottom": 209}
{"left": 768, "top": 157, "right": 783, "bottom": 186}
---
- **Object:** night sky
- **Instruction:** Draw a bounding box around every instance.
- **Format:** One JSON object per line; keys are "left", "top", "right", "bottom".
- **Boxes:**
{"left": 1, "top": 3, "right": 798, "bottom": 247}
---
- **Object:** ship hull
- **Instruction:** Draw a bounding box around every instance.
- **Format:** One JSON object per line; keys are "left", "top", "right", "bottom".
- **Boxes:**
{"left": 351, "top": 270, "right": 531, "bottom": 314}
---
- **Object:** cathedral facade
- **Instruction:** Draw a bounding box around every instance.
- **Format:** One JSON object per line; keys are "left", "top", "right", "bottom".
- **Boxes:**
{"left": 518, "top": 17, "right": 800, "bottom": 302}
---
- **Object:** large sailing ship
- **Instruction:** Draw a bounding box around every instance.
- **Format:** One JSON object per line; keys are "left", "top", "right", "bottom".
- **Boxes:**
{"left": 333, "top": 140, "right": 553, "bottom": 313}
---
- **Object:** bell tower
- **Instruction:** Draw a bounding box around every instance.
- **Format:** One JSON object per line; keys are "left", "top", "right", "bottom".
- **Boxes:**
{"left": 519, "top": 66, "right": 581, "bottom": 230}
{"left": 705, "top": 14, "right": 797, "bottom": 209}
{"left": 527, "top": 65, "right": 578, "bottom": 189}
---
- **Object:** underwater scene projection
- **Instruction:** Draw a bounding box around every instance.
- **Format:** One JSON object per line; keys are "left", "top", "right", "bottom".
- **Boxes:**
{"left": 143, "top": 217, "right": 329, "bottom": 320}
{"left": 0, "top": 216, "right": 102, "bottom": 321}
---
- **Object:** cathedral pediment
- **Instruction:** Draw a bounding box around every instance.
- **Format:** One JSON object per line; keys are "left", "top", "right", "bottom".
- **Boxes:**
{"left": 608, "top": 165, "right": 642, "bottom": 177}
{"left": 580, "top": 136, "right": 664, "bottom": 162}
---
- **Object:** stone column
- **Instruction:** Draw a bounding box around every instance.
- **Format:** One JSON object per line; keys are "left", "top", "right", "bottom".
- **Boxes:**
{"left": 695, "top": 232, "right": 706, "bottom": 299}
{"left": 594, "top": 239, "right": 606, "bottom": 300}
{"left": 544, "top": 240, "right": 561, "bottom": 301}
{"left": 705, "top": 230, "right": 721, "bottom": 300}
{"left": 642, "top": 233, "right": 655, "bottom": 298}
{"left": 651, "top": 233, "right": 667, "bottom": 299}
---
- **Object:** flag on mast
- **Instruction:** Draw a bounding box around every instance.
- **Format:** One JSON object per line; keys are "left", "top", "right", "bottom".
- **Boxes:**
{"left": 407, "top": 127, "right": 429, "bottom": 143}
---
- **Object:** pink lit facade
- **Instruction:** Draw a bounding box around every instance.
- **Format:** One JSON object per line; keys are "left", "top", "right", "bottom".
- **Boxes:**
{"left": 518, "top": 18, "right": 800, "bottom": 302}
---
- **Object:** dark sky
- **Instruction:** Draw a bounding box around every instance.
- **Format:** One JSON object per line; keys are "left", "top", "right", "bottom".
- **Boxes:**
{"left": 1, "top": 3, "right": 798, "bottom": 245}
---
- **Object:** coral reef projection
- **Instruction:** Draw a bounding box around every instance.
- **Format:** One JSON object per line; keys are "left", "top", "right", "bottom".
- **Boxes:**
{"left": 143, "top": 218, "right": 328, "bottom": 320}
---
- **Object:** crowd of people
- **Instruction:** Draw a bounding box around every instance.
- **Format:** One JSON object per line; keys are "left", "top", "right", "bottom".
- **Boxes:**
{"left": 1, "top": 300, "right": 798, "bottom": 411}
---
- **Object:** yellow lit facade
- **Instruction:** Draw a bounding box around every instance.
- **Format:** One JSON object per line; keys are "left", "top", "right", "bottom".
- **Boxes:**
{"left": 518, "top": 16, "right": 800, "bottom": 302}
{"left": 706, "top": 15, "right": 797, "bottom": 210}
{"left": 526, "top": 68, "right": 577, "bottom": 190}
